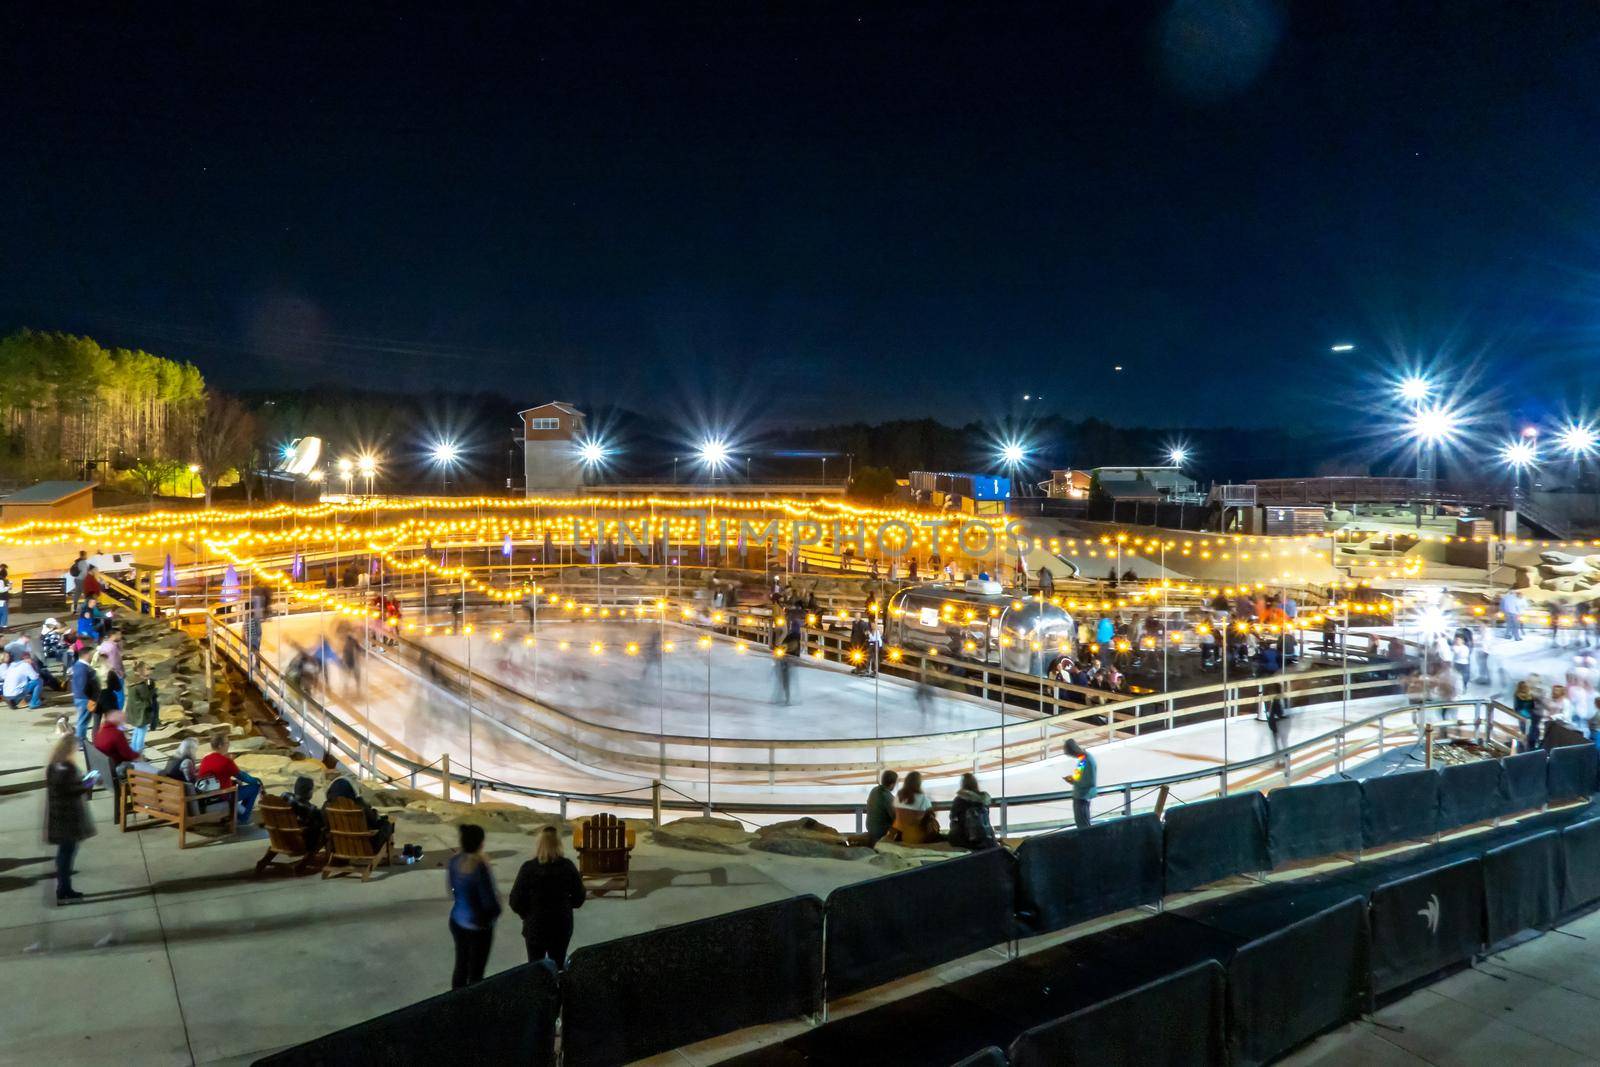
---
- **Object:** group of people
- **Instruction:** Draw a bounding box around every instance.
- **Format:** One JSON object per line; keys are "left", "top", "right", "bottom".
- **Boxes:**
{"left": 861, "top": 739, "right": 1101, "bottom": 852}
{"left": 445, "top": 822, "right": 588, "bottom": 989}
{"left": 1510, "top": 663, "right": 1600, "bottom": 750}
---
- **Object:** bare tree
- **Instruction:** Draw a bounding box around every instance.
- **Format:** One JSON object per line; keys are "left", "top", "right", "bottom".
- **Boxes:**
{"left": 193, "top": 392, "right": 257, "bottom": 507}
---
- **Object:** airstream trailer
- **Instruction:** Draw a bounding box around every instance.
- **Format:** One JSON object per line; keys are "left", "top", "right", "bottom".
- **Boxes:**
{"left": 887, "top": 580, "right": 1077, "bottom": 675}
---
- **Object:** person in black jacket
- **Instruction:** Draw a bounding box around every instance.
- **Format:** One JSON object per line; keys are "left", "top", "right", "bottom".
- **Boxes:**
{"left": 508, "top": 825, "right": 586, "bottom": 967}
{"left": 325, "top": 776, "right": 393, "bottom": 852}
{"left": 45, "top": 734, "right": 95, "bottom": 904}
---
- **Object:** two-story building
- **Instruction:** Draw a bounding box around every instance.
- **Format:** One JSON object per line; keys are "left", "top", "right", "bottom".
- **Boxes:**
{"left": 519, "top": 401, "right": 586, "bottom": 494}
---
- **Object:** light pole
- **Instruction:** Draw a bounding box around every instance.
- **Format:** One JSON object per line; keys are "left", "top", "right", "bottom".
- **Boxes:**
{"left": 430, "top": 440, "right": 460, "bottom": 494}
{"left": 338, "top": 457, "right": 353, "bottom": 498}
{"left": 187, "top": 463, "right": 199, "bottom": 500}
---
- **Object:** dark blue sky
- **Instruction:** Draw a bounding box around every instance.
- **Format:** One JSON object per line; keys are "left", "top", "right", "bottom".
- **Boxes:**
{"left": 5, "top": 1, "right": 1600, "bottom": 427}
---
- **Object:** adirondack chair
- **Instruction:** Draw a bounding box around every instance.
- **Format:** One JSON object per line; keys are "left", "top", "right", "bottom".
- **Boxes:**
{"left": 322, "top": 797, "right": 393, "bottom": 881}
{"left": 254, "top": 796, "right": 326, "bottom": 876}
{"left": 574, "top": 812, "right": 635, "bottom": 898}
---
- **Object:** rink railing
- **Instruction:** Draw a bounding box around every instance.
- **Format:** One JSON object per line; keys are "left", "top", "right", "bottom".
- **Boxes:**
{"left": 197, "top": 599, "right": 1507, "bottom": 835}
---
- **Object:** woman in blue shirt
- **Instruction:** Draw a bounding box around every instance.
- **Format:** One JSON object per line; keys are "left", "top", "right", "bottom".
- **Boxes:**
{"left": 446, "top": 823, "right": 502, "bottom": 988}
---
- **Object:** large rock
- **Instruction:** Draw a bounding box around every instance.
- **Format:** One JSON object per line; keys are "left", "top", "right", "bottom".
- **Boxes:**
{"left": 750, "top": 817, "right": 873, "bottom": 861}
{"left": 653, "top": 816, "right": 754, "bottom": 854}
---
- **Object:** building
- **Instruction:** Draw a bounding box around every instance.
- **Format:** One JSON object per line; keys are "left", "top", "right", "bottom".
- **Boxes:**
{"left": 907, "top": 470, "right": 1011, "bottom": 513}
{"left": 519, "top": 402, "right": 586, "bottom": 494}
{"left": 1090, "top": 465, "right": 1202, "bottom": 503}
{"left": 0, "top": 480, "right": 96, "bottom": 524}
{"left": 1046, "top": 469, "right": 1092, "bottom": 499}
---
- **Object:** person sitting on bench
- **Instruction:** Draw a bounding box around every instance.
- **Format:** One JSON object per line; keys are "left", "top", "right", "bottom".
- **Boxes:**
{"left": 197, "top": 734, "right": 262, "bottom": 826}
{"left": 324, "top": 776, "right": 393, "bottom": 854}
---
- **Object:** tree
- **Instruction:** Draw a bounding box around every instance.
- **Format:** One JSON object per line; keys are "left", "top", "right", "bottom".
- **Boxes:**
{"left": 848, "top": 465, "right": 899, "bottom": 502}
{"left": 193, "top": 392, "right": 257, "bottom": 507}
{"left": 128, "top": 456, "right": 182, "bottom": 504}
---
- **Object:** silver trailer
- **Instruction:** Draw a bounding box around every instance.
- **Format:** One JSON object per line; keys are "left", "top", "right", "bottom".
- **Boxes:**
{"left": 887, "top": 579, "right": 1077, "bottom": 675}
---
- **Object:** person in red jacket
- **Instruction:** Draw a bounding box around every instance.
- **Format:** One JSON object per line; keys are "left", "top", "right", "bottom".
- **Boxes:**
{"left": 197, "top": 734, "right": 262, "bottom": 825}
{"left": 92, "top": 707, "right": 144, "bottom": 771}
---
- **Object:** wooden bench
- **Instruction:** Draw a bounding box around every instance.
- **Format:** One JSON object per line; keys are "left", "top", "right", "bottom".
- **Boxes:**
{"left": 122, "top": 768, "right": 237, "bottom": 848}
{"left": 574, "top": 812, "right": 635, "bottom": 899}
{"left": 255, "top": 796, "right": 326, "bottom": 876}
{"left": 20, "top": 576, "right": 65, "bottom": 613}
{"left": 322, "top": 797, "right": 393, "bottom": 881}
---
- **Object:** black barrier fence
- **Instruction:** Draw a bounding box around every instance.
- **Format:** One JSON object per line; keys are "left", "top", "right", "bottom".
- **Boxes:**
{"left": 1014, "top": 814, "right": 1162, "bottom": 935}
{"left": 255, "top": 960, "right": 560, "bottom": 1067}
{"left": 1164, "top": 793, "right": 1270, "bottom": 893}
{"left": 1483, "top": 830, "right": 1562, "bottom": 948}
{"left": 825, "top": 847, "right": 1016, "bottom": 1000}
{"left": 1006, "top": 961, "right": 1227, "bottom": 1067}
{"left": 1563, "top": 817, "right": 1600, "bottom": 911}
{"left": 1548, "top": 743, "right": 1598, "bottom": 801}
{"left": 1438, "top": 758, "right": 1503, "bottom": 830}
{"left": 1268, "top": 777, "right": 1363, "bottom": 867}
{"left": 1361, "top": 769, "right": 1440, "bottom": 848}
{"left": 1501, "top": 748, "right": 1549, "bottom": 814}
{"left": 1367, "top": 858, "right": 1482, "bottom": 996}
{"left": 1225, "top": 898, "right": 1370, "bottom": 1067}
{"left": 562, "top": 896, "right": 823, "bottom": 1066}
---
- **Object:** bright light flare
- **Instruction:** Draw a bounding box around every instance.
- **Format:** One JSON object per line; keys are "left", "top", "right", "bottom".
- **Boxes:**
{"left": 578, "top": 439, "right": 609, "bottom": 466}
{"left": 1499, "top": 439, "right": 1538, "bottom": 471}
{"left": 1558, "top": 421, "right": 1598, "bottom": 457}
{"left": 429, "top": 440, "right": 460, "bottom": 467}
{"left": 1167, "top": 445, "right": 1189, "bottom": 467}
{"left": 1404, "top": 403, "right": 1462, "bottom": 445}
{"left": 698, "top": 437, "right": 731, "bottom": 470}
{"left": 356, "top": 454, "right": 377, "bottom": 476}
{"left": 1396, "top": 375, "right": 1433, "bottom": 403}
{"left": 999, "top": 441, "right": 1027, "bottom": 466}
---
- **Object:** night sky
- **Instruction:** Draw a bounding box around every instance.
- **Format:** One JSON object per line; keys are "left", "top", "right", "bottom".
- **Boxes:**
{"left": 6, "top": 2, "right": 1600, "bottom": 429}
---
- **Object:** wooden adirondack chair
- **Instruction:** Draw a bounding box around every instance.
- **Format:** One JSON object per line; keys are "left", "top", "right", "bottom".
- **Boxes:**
{"left": 322, "top": 797, "right": 393, "bottom": 881}
{"left": 254, "top": 796, "right": 326, "bottom": 876}
{"left": 574, "top": 812, "right": 635, "bottom": 898}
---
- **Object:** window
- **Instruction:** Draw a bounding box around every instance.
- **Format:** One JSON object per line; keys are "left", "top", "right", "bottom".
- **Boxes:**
{"left": 529, "top": 417, "right": 560, "bottom": 430}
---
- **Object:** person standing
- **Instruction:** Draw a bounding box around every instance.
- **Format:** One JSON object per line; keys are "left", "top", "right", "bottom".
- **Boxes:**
{"left": 45, "top": 734, "right": 95, "bottom": 904}
{"left": 124, "top": 661, "right": 160, "bottom": 753}
{"left": 67, "top": 551, "right": 87, "bottom": 614}
{"left": 508, "top": 826, "right": 585, "bottom": 968}
{"left": 69, "top": 646, "right": 100, "bottom": 741}
{"left": 447, "top": 823, "right": 502, "bottom": 988}
{"left": 1512, "top": 680, "right": 1541, "bottom": 750}
{"left": 0, "top": 562, "right": 11, "bottom": 631}
{"left": 1064, "top": 739, "right": 1096, "bottom": 830}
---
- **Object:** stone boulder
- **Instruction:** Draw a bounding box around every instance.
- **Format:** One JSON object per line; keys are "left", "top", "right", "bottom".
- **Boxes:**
{"left": 872, "top": 839, "right": 961, "bottom": 868}
{"left": 653, "top": 816, "right": 754, "bottom": 854}
{"left": 750, "top": 818, "right": 874, "bottom": 861}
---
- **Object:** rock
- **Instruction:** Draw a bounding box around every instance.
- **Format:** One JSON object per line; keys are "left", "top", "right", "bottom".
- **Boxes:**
{"left": 872, "top": 840, "right": 960, "bottom": 867}
{"left": 653, "top": 816, "right": 754, "bottom": 854}
{"left": 1541, "top": 551, "right": 1579, "bottom": 565}
{"left": 868, "top": 851, "right": 919, "bottom": 872}
{"left": 750, "top": 836, "right": 875, "bottom": 861}
{"left": 236, "top": 753, "right": 294, "bottom": 776}
{"left": 1540, "top": 562, "right": 1590, "bottom": 578}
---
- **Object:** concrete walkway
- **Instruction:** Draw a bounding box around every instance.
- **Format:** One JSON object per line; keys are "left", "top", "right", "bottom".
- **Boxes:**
{"left": 1285, "top": 907, "right": 1600, "bottom": 1066}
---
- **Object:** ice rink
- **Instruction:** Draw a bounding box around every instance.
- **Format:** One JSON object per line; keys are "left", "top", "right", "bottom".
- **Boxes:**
{"left": 246, "top": 613, "right": 1574, "bottom": 831}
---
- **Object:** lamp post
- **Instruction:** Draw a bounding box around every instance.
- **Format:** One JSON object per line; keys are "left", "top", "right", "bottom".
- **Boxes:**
{"left": 187, "top": 463, "right": 199, "bottom": 500}
{"left": 338, "top": 457, "right": 353, "bottom": 498}
{"left": 430, "top": 441, "right": 460, "bottom": 494}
